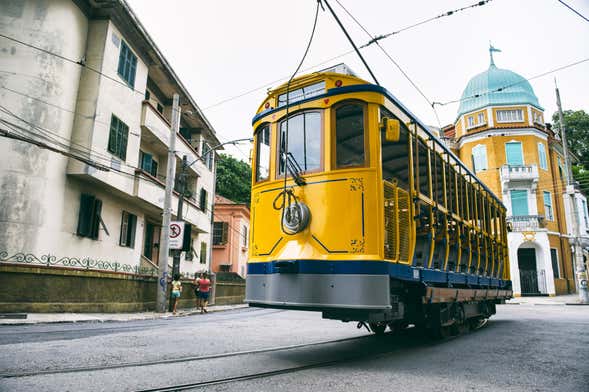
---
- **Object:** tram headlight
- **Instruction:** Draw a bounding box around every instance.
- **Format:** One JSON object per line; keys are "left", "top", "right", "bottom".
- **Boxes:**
{"left": 282, "top": 201, "right": 311, "bottom": 235}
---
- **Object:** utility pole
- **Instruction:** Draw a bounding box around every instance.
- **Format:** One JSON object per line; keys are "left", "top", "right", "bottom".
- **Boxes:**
{"left": 156, "top": 93, "right": 181, "bottom": 312}
{"left": 556, "top": 82, "right": 589, "bottom": 303}
{"left": 172, "top": 155, "right": 187, "bottom": 279}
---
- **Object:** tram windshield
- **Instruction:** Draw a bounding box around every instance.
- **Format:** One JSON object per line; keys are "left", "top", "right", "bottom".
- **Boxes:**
{"left": 278, "top": 112, "right": 322, "bottom": 175}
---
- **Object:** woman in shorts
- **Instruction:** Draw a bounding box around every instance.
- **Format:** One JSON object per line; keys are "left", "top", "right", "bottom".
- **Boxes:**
{"left": 196, "top": 273, "right": 211, "bottom": 313}
{"left": 171, "top": 274, "right": 182, "bottom": 315}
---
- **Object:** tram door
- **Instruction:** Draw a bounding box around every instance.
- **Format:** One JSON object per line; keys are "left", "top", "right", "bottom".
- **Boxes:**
{"left": 518, "top": 248, "right": 539, "bottom": 295}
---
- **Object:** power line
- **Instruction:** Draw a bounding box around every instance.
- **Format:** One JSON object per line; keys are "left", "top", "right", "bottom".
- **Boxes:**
{"left": 0, "top": 32, "right": 146, "bottom": 96}
{"left": 334, "top": 0, "right": 442, "bottom": 127}
{"left": 433, "top": 57, "right": 589, "bottom": 107}
{"left": 557, "top": 0, "right": 589, "bottom": 23}
{"left": 202, "top": 0, "right": 495, "bottom": 111}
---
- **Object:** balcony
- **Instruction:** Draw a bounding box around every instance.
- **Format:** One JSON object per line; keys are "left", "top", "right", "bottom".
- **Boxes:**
{"left": 500, "top": 165, "right": 539, "bottom": 191}
{"left": 134, "top": 170, "right": 210, "bottom": 231}
{"left": 140, "top": 101, "right": 199, "bottom": 173}
{"left": 506, "top": 215, "right": 546, "bottom": 232}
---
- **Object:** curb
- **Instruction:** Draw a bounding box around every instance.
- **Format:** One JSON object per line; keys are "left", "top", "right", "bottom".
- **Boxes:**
{"left": 0, "top": 304, "right": 249, "bottom": 326}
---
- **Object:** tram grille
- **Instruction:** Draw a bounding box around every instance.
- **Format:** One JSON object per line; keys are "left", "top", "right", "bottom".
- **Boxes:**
{"left": 384, "top": 181, "right": 411, "bottom": 263}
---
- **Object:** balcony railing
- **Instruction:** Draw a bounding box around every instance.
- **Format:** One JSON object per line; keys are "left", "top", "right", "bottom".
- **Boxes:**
{"left": 500, "top": 164, "right": 539, "bottom": 182}
{"left": 506, "top": 215, "right": 545, "bottom": 231}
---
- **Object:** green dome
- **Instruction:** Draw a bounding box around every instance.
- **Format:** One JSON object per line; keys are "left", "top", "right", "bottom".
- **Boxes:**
{"left": 457, "top": 64, "right": 542, "bottom": 119}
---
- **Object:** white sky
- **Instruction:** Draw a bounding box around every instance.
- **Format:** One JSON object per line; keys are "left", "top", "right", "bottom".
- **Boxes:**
{"left": 126, "top": 0, "right": 589, "bottom": 161}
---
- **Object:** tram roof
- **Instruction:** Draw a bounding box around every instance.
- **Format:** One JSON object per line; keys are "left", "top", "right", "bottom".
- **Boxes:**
{"left": 252, "top": 73, "right": 504, "bottom": 207}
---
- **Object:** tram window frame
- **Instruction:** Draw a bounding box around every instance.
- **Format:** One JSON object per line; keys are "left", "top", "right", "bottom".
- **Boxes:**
{"left": 276, "top": 110, "right": 324, "bottom": 178}
{"left": 254, "top": 124, "right": 271, "bottom": 183}
{"left": 332, "top": 101, "right": 369, "bottom": 169}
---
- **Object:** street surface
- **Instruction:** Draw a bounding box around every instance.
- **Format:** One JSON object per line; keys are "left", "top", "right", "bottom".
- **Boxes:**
{"left": 0, "top": 304, "right": 588, "bottom": 391}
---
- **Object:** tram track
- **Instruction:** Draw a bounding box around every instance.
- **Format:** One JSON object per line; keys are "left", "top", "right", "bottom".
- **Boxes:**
{"left": 0, "top": 333, "right": 373, "bottom": 379}
{"left": 137, "top": 320, "right": 491, "bottom": 392}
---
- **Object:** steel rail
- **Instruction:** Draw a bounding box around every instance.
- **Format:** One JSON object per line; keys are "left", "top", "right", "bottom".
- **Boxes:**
{"left": 0, "top": 334, "right": 372, "bottom": 379}
{"left": 136, "top": 321, "right": 490, "bottom": 392}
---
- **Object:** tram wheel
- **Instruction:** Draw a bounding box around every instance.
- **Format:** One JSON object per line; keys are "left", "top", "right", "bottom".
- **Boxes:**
{"left": 369, "top": 322, "right": 387, "bottom": 335}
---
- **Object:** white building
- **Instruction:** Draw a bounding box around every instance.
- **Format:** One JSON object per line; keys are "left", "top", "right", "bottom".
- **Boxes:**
{"left": 0, "top": 0, "right": 220, "bottom": 277}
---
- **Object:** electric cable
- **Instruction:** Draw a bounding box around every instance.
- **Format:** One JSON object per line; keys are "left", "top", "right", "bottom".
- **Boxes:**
{"left": 557, "top": 0, "right": 589, "bottom": 23}
{"left": 333, "top": 0, "right": 442, "bottom": 127}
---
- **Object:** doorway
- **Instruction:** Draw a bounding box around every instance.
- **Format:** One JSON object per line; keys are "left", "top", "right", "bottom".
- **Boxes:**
{"left": 518, "top": 248, "right": 539, "bottom": 295}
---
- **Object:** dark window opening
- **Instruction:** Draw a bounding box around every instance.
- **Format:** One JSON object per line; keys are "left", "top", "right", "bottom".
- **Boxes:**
{"left": 335, "top": 103, "right": 365, "bottom": 168}
{"left": 551, "top": 248, "right": 560, "bottom": 279}
{"left": 76, "top": 194, "right": 103, "bottom": 240}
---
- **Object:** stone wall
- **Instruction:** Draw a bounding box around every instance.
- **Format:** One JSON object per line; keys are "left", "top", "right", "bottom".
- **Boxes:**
{"left": 0, "top": 264, "right": 245, "bottom": 313}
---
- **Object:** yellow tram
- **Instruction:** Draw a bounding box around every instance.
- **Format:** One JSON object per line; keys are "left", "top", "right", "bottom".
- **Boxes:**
{"left": 246, "top": 64, "right": 512, "bottom": 334}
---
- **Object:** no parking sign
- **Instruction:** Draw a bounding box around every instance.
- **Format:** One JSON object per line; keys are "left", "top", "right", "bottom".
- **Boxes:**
{"left": 169, "top": 221, "right": 185, "bottom": 250}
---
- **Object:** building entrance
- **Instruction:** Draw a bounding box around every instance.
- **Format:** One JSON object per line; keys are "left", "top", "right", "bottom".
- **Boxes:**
{"left": 518, "top": 248, "right": 540, "bottom": 295}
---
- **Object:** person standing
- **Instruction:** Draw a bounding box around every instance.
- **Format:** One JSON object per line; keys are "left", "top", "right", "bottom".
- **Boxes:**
{"left": 196, "top": 273, "right": 211, "bottom": 313}
{"left": 171, "top": 274, "right": 182, "bottom": 315}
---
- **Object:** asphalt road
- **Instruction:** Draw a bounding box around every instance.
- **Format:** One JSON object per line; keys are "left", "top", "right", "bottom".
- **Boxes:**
{"left": 0, "top": 304, "right": 587, "bottom": 391}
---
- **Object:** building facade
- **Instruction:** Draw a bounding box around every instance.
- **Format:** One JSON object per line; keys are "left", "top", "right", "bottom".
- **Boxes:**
{"left": 212, "top": 195, "right": 250, "bottom": 278}
{"left": 0, "top": 0, "right": 219, "bottom": 278}
{"left": 443, "top": 49, "right": 582, "bottom": 296}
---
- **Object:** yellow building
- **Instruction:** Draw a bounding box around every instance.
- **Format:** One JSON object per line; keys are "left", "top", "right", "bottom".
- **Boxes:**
{"left": 444, "top": 49, "right": 576, "bottom": 296}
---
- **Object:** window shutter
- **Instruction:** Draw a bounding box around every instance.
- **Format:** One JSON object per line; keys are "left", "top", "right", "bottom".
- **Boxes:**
{"left": 129, "top": 55, "right": 137, "bottom": 88}
{"left": 108, "top": 117, "right": 118, "bottom": 154}
{"left": 77, "top": 194, "right": 95, "bottom": 237}
{"left": 182, "top": 223, "right": 192, "bottom": 251}
{"left": 90, "top": 198, "right": 102, "bottom": 239}
{"left": 120, "top": 211, "right": 129, "bottom": 246}
{"left": 151, "top": 160, "right": 158, "bottom": 177}
{"left": 129, "top": 214, "right": 136, "bottom": 248}
{"left": 120, "top": 123, "right": 128, "bottom": 161}
{"left": 222, "top": 222, "right": 228, "bottom": 244}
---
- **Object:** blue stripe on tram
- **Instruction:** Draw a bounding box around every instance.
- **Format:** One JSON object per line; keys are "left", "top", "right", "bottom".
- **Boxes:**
{"left": 247, "top": 260, "right": 508, "bottom": 288}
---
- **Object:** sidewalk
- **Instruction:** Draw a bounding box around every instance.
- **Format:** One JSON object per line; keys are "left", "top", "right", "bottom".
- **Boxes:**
{"left": 506, "top": 294, "right": 588, "bottom": 306}
{"left": 0, "top": 304, "right": 249, "bottom": 325}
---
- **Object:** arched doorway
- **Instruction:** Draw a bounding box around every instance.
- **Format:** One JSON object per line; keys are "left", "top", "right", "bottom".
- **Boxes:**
{"left": 518, "top": 247, "right": 540, "bottom": 295}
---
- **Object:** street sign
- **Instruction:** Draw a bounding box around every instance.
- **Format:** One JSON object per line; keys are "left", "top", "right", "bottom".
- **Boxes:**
{"left": 169, "top": 221, "right": 185, "bottom": 250}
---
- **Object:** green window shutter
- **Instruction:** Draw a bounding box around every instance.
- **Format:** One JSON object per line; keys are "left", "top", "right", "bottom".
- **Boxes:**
{"left": 108, "top": 116, "right": 118, "bottom": 155}
{"left": 90, "top": 199, "right": 102, "bottom": 240}
{"left": 120, "top": 122, "right": 128, "bottom": 161}
{"left": 200, "top": 242, "right": 207, "bottom": 264}
{"left": 120, "top": 211, "right": 129, "bottom": 246}
{"left": 538, "top": 143, "right": 547, "bottom": 170}
{"left": 506, "top": 142, "right": 523, "bottom": 166}
{"left": 77, "top": 194, "right": 95, "bottom": 237}
{"left": 510, "top": 190, "right": 528, "bottom": 216}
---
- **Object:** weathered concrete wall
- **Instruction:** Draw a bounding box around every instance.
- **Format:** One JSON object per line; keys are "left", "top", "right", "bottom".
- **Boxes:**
{"left": 0, "top": 0, "right": 88, "bottom": 255}
{"left": 0, "top": 264, "right": 245, "bottom": 312}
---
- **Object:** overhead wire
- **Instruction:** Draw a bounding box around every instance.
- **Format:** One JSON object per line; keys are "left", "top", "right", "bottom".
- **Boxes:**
{"left": 333, "top": 0, "right": 442, "bottom": 127}
{"left": 557, "top": 0, "right": 589, "bottom": 23}
{"left": 433, "top": 57, "right": 589, "bottom": 107}
{"left": 202, "top": 0, "right": 495, "bottom": 111}
{"left": 0, "top": 32, "right": 146, "bottom": 96}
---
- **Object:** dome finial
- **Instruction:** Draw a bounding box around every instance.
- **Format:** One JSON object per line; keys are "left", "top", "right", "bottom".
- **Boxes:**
{"left": 489, "top": 43, "right": 501, "bottom": 67}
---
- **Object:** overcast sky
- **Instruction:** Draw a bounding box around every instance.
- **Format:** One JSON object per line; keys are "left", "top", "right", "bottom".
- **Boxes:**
{"left": 126, "top": 0, "right": 589, "bottom": 161}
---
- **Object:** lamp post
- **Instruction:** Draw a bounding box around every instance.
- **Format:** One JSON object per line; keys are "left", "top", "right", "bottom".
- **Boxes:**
{"left": 170, "top": 137, "right": 253, "bottom": 301}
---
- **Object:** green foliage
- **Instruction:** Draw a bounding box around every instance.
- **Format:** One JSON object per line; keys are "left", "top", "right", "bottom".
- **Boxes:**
{"left": 215, "top": 153, "right": 251, "bottom": 205}
{"left": 553, "top": 110, "right": 589, "bottom": 195}
{"left": 552, "top": 109, "right": 589, "bottom": 165}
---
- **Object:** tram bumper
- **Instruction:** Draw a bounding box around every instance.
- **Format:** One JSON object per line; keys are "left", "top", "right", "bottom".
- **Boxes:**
{"left": 245, "top": 272, "right": 391, "bottom": 310}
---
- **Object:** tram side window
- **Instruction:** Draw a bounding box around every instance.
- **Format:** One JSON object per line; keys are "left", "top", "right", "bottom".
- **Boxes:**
{"left": 335, "top": 103, "right": 365, "bottom": 168}
{"left": 255, "top": 125, "right": 270, "bottom": 182}
{"left": 278, "top": 112, "right": 321, "bottom": 175}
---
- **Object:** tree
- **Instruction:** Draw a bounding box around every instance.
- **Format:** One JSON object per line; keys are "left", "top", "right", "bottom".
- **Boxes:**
{"left": 215, "top": 153, "right": 251, "bottom": 205}
{"left": 552, "top": 110, "right": 589, "bottom": 166}
{"left": 553, "top": 110, "right": 589, "bottom": 195}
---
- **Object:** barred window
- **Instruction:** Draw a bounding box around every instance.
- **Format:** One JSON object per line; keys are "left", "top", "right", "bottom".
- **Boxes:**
{"left": 213, "top": 222, "right": 228, "bottom": 245}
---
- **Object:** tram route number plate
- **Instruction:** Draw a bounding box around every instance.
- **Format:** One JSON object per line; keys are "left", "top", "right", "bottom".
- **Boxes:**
{"left": 169, "top": 221, "right": 185, "bottom": 250}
